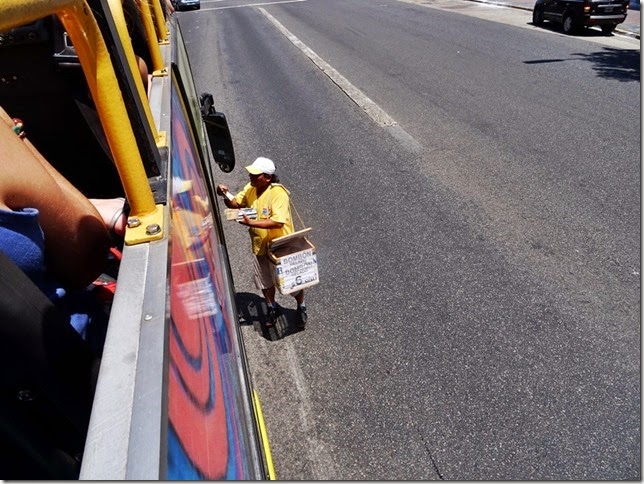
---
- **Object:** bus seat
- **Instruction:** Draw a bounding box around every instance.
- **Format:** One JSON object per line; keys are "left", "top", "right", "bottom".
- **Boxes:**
{"left": 0, "top": 250, "right": 100, "bottom": 479}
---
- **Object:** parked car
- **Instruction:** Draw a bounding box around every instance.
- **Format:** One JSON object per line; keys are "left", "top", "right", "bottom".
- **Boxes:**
{"left": 533, "top": 0, "right": 629, "bottom": 34}
{"left": 172, "top": 0, "right": 200, "bottom": 11}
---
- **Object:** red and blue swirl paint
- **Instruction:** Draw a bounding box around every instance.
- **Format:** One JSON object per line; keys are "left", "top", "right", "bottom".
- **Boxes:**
{"left": 167, "top": 76, "right": 254, "bottom": 480}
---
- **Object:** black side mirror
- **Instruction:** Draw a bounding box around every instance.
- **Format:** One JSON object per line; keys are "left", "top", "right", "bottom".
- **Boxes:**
{"left": 200, "top": 92, "right": 235, "bottom": 173}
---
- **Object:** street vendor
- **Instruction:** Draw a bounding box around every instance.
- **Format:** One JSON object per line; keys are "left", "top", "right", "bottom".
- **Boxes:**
{"left": 216, "top": 157, "right": 307, "bottom": 327}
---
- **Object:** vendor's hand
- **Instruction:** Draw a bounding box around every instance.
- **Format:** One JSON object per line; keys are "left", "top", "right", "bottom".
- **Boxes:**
{"left": 216, "top": 184, "right": 228, "bottom": 196}
{"left": 240, "top": 214, "right": 253, "bottom": 226}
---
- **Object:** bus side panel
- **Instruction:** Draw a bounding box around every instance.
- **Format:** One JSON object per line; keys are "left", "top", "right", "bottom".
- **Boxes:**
{"left": 167, "top": 76, "right": 256, "bottom": 480}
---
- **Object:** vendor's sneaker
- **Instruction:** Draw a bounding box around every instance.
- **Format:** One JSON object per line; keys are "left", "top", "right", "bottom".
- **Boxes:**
{"left": 297, "top": 305, "right": 308, "bottom": 327}
{"left": 266, "top": 305, "right": 280, "bottom": 328}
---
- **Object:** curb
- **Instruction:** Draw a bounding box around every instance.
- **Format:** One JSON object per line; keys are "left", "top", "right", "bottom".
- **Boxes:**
{"left": 464, "top": 0, "right": 640, "bottom": 39}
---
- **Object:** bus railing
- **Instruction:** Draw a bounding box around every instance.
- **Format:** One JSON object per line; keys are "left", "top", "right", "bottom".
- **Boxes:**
{"left": 0, "top": 0, "right": 163, "bottom": 246}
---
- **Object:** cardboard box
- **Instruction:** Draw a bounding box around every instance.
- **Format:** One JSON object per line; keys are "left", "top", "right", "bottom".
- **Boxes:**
{"left": 268, "top": 228, "right": 319, "bottom": 294}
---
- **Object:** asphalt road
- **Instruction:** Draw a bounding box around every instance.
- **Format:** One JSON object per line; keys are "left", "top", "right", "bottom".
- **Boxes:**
{"left": 178, "top": 0, "right": 640, "bottom": 479}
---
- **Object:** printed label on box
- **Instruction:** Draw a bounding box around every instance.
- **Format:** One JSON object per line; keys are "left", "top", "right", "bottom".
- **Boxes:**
{"left": 274, "top": 248, "right": 319, "bottom": 292}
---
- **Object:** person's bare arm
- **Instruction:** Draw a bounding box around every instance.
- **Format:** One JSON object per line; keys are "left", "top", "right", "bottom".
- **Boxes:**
{"left": 0, "top": 108, "right": 110, "bottom": 288}
{"left": 239, "top": 215, "right": 284, "bottom": 229}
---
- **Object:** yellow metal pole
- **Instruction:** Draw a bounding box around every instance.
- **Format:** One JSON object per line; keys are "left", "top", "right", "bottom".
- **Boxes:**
{"left": 136, "top": 0, "right": 166, "bottom": 71}
{"left": 106, "top": 0, "right": 160, "bottom": 141}
{"left": 58, "top": 4, "right": 157, "bottom": 218}
{"left": 60, "top": 3, "right": 165, "bottom": 244}
{"left": 149, "top": 0, "right": 170, "bottom": 42}
{"left": 0, "top": 0, "right": 73, "bottom": 28}
{"left": 0, "top": 0, "right": 163, "bottom": 244}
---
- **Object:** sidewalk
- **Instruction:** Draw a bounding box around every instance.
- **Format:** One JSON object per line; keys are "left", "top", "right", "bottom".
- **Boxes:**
{"left": 468, "top": 0, "right": 640, "bottom": 38}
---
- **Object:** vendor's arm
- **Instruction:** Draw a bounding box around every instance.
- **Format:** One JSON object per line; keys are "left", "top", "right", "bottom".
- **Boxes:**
{"left": 240, "top": 215, "right": 284, "bottom": 229}
{"left": 216, "top": 183, "right": 243, "bottom": 208}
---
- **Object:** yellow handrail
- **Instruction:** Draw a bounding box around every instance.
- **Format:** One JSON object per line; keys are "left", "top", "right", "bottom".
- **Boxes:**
{"left": 149, "top": 0, "right": 170, "bottom": 43}
{"left": 0, "top": 0, "right": 163, "bottom": 243}
{"left": 136, "top": 0, "right": 166, "bottom": 71}
{"left": 106, "top": 0, "right": 160, "bottom": 141}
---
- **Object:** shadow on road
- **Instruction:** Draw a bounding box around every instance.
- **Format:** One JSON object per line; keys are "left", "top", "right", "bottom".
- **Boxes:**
{"left": 235, "top": 292, "right": 305, "bottom": 341}
{"left": 572, "top": 47, "right": 640, "bottom": 81}
{"left": 524, "top": 38, "right": 640, "bottom": 82}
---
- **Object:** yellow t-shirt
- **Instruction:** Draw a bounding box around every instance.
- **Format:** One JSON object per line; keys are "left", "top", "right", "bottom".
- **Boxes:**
{"left": 234, "top": 183, "right": 294, "bottom": 255}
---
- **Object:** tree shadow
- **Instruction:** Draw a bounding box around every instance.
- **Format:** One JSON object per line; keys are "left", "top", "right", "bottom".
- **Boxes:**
{"left": 235, "top": 292, "right": 305, "bottom": 341}
{"left": 571, "top": 47, "right": 640, "bottom": 82}
{"left": 524, "top": 40, "right": 640, "bottom": 82}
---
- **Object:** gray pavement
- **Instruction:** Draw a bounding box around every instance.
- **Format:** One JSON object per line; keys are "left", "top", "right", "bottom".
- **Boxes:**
{"left": 468, "top": 0, "right": 640, "bottom": 37}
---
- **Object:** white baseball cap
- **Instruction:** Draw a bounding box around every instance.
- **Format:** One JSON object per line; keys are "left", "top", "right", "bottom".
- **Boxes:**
{"left": 245, "top": 157, "right": 275, "bottom": 175}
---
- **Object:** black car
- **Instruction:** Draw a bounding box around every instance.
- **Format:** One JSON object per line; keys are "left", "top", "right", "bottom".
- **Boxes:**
{"left": 533, "top": 0, "right": 629, "bottom": 34}
{"left": 172, "top": 0, "right": 200, "bottom": 11}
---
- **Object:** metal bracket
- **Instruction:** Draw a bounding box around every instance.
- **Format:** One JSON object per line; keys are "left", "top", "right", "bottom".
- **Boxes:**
{"left": 124, "top": 204, "right": 165, "bottom": 245}
{"left": 152, "top": 67, "right": 168, "bottom": 77}
{"left": 155, "top": 130, "right": 167, "bottom": 148}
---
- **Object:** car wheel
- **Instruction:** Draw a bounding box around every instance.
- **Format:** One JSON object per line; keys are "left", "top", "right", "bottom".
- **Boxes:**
{"left": 533, "top": 7, "right": 544, "bottom": 25}
{"left": 601, "top": 24, "right": 616, "bottom": 34}
{"left": 562, "top": 14, "right": 577, "bottom": 34}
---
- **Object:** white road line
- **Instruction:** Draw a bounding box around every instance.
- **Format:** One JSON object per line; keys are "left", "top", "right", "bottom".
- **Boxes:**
{"left": 284, "top": 341, "right": 338, "bottom": 480}
{"left": 205, "top": 0, "right": 306, "bottom": 10}
{"left": 259, "top": 7, "right": 399, "bottom": 128}
{"left": 259, "top": 8, "right": 423, "bottom": 152}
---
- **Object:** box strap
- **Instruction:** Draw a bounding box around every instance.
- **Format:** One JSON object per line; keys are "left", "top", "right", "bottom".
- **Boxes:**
{"left": 269, "top": 183, "right": 308, "bottom": 231}
{"left": 290, "top": 199, "right": 307, "bottom": 232}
